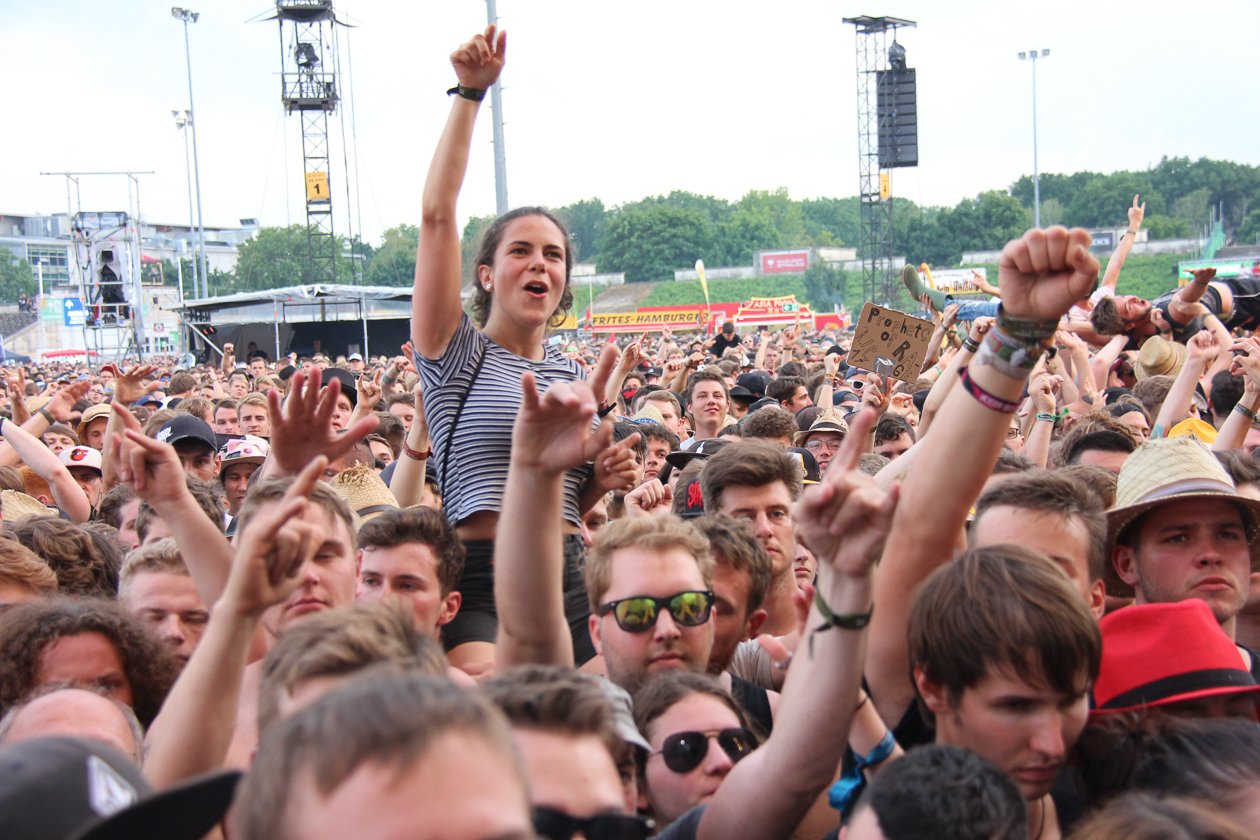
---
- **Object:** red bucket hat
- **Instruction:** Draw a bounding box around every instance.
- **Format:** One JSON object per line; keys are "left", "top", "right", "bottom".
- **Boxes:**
{"left": 1092, "top": 599, "right": 1260, "bottom": 715}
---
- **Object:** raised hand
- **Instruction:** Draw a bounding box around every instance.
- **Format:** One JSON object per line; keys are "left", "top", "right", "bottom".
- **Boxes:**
{"left": 997, "top": 227, "right": 1100, "bottom": 322}
{"left": 221, "top": 457, "right": 327, "bottom": 617}
{"left": 824, "top": 352, "right": 842, "bottom": 378}
{"left": 104, "top": 363, "right": 160, "bottom": 406}
{"left": 1128, "top": 195, "right": 1146, "bottom": 231}
{"left": 1186, "top": 329, "right": 1220, "bottom": 365}
{"left": 1230, "top": 338, "right": 1260, "bottom": 392}
{"left": 1029, "top": 372, "right": 1061, "bottom": 414}
{"left": 624, "top": 478, "right": 673, "bottom": 518}
{"left": 592, "top": 434, "right": 642, "bottom": 494}
{"left": 113, "top": 408, "right": 192, "bottom": 506}
{"left": 620, "top": 333, "right": 647, "bottom": 372}
{"left": 969, "top": 316, "right": 994, "bottom": 343}
{"left": 356, "top": 370, "right": 384, "bottom": 410}
{"left": 941, "top": 303, "right": 960, "bottom": 330}
{"left": 792, "top": 409, "right": 899, "bottom": 577}
{"left": 1188, "top": 267, "right": 1217, "bottom": 286}
{"left": 266, "top": 368, "right": 379, "bottom": 477}
{"left": 510, "top": 373, "right": 612, "bottom": 474}
{"left": 860, "top": 374, "right": 893, "bottom": 418}
{"left": 450, "top": 25, "right": 506, "bottom": 91}
{"left": 47, "top": 380, "right": 91, "bottom": 422}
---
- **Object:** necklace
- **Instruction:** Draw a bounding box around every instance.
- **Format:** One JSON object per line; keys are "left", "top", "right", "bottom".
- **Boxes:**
{"left": 1031, "top": 793, "right": 1048, "bottom": 840}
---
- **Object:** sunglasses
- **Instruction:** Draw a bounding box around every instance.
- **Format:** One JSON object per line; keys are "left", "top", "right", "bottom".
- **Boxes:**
{"left": 532, "top": 807, "right": 651, "bottom": 840}
{"left": 596, "top": 590, "right": 715, "bottom": 633}
{"left": 651, "top": 727, "right": 757, "bottom": 774}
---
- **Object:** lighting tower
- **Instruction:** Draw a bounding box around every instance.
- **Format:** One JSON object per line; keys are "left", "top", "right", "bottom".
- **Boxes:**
{"left": 843, "top": 15, "right": 917, "bottom": 306}
{"left": 1018, "top": 49, "right": 1050, "bottom": 228}
{"left": 275, "top": 0, "right": 344, "bottom": 284}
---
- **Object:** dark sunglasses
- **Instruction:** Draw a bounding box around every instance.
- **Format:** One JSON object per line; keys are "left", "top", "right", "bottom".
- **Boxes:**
{"left": 532, "top": 806, "right": 651, "bottom": 840}
{"left": 652, "top": 727, "right": 757, "bottom": 774}
{"left": 596, "top": 590, "right": 715, "bottom": 633}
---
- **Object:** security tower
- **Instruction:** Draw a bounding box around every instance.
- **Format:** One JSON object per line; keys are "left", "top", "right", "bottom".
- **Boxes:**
{"left": 275, "top": 0, "right": 344, "bottom": 284}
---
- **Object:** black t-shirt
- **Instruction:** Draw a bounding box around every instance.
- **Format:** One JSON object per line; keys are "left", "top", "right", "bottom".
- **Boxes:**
{"left": 710, "top": 333, "right": 742, "bottom": 355}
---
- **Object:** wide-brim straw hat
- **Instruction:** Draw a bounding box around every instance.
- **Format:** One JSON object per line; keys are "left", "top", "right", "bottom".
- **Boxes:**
{"left": 0, "top": 489, "right": 54, "bottom": 522}
{"left": 330, "top": 463, "right": 399, "bottom": 524}
{"left": 1134, "top": 335, "right": 1186, "bottom": 381}
{"left": 792, "top": 408, "right": 850, "bottom": 448}
{"left": 1105, "top": 436, "right": 1260, "bottom": 596}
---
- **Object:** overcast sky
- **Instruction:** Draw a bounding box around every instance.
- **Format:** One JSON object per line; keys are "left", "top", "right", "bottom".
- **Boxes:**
{"left": 5, "top": 1, "right": 1258, "bottom": 247}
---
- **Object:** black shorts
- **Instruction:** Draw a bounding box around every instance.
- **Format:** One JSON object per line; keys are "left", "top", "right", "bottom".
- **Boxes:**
{"left": 441, "top": 534, "right": 595, "bottom": 665}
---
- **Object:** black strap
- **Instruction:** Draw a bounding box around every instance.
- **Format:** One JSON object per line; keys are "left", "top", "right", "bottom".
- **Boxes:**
{"left": 440, "top": 343, "right": 486, "bottom": 488}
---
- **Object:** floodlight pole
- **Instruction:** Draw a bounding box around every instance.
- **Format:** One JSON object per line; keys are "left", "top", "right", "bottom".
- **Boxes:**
{"left": 173, "top": 7, "right": 209, "bottom": 298}
{"left": 486, "top": 0, "right": 509, "bottom": 215}
{"left": 1018, "top": 48, "right": 1049, "bottom": 228}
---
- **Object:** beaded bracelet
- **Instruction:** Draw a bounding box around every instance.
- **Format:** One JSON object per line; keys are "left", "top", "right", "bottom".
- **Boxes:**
{"left": 959, "top": 367, "right": 1021, "bottom": 414}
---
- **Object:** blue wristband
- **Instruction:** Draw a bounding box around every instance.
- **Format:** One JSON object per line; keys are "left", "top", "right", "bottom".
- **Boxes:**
{"left": 827, "top": 730, "right": 897, "bottom": 814}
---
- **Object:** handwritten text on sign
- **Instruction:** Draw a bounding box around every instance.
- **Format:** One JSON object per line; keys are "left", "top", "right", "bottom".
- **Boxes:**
{"left": 847, "top": 302, "right": 935, "bottom": 383}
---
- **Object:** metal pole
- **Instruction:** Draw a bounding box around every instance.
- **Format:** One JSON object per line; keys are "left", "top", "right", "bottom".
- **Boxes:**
{"left": 130, "top": 174, "right": 147, "bottom": 360}
{"left": 486, "top": 0, "right": 509, "bottom": 215}
{"left": 175, "top": 111, "right": 199, "bottom": 299}
{"left": 1031, "top": 53, "right": 1040, "bottom": 229}
{"left": 35, "top": 260, "right": 44, "bottom": 357}
{"left": 176, "top": 10, "right": 210, "bottom": 299}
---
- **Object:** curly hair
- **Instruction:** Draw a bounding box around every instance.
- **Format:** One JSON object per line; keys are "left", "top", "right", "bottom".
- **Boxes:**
{"left": 10, "top": 516, "right": 119, "bottom": 598}
{"left": 470, "top": 207, "right": 574, "bottom": 329}
{"left": 0, "top": 597, "right": 178, "bottom": 726}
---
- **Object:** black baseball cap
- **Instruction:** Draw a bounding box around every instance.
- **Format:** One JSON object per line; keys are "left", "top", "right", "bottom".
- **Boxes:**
{"left": 665, "top": 437, "right": 731, "bottom": 470}
{"left": 155, "top": 415, "right": 217, "bottom": 455}
{"left": 0, "top": 736, "right": 240, "bottom": 840}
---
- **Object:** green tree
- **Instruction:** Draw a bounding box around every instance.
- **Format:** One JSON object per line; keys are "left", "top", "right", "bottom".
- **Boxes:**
{"left": 801, "top": 261, "right": 848, "bottom": 312}
{"left": 598, "top": 204, "right": 714, "bottom": 283}
{"left": 715, "top": 206, "right": 782, "bottom": 266}
{"left": 1234, "top": 208, "right": 1260, "bottom": 245}
{"left": 1171, "top": 187, "right": 1212, "bottom": 231}
{"left": 1143, "top": 214, "right": 1193, "bottom": 240}
{"left": 801, "top": 197, "right": 861, "bottom": 248}
{"left": 736, "top": 188, "right": 805, "bottom": 248}
{"left": 231, "top": 225, "right": 356, "bottom": 292}
{"left": 1063, "top": 173, "right": 1162, "bottom": 229}
{"left": 0, "top": 251, "right": 35, "bottom": 303}
{"left": 364, "top": 224, "right": 418, "bottom": 287}
{"left": 555, "top": 198, "right": 606, "bottom": 264}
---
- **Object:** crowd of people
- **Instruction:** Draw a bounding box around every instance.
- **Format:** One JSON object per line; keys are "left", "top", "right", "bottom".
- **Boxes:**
{"left": 1, "top": 26, "right": 1259, "bottom": 840}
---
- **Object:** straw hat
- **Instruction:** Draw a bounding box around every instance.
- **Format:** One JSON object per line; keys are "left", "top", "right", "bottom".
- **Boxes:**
{"left": 1105, "top": 436, "right": 1260, "bottom": 596}
{"left": 630, "top": 404, "right": 665, "bottom": 426}
{"left": 1134, "top": 335, "right": 1186, "bottom": 381}
{"left": 792, "top": 408, "right": 850, "bottom": 448}
{"left": 0, "top": 489, "right": 54, "bottom": 522}
{"left": 1092, "top": 600, "right": 1260, "bottom": 715}
{"left": 76, "top": 403, "right": 112, "bottom": 437}
{"left": 330, "top": 463, "right": 398, "bottom": 524}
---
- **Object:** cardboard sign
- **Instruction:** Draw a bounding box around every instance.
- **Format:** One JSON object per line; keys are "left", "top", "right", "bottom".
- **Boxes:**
{"left": 847, "top": 302, "right": 935, "bottom": 383}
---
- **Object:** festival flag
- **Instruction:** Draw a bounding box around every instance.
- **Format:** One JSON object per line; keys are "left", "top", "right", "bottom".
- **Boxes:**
{"left": 695, "top": 259, "right": 711, "bottom": 331}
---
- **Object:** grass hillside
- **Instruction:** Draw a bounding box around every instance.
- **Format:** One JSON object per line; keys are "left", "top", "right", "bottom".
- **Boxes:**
{"left": 595, "top": 251, "right": 1187, "bottom": 314}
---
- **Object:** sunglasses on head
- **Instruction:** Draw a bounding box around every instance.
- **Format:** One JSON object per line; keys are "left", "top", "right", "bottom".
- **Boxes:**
{"left": 652, "top": 727, "right": 757, "bottom": 774}
{"left": 532, "top": 807, "right": 651, "bottom": 840}
{"left": 596, "top": 590, "right": 715, "bottom": 633}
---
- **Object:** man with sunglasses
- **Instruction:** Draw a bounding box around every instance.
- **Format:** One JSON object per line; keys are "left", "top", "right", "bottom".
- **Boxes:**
{"left": 492, "top": 360, "right": 897, "bottom": 838}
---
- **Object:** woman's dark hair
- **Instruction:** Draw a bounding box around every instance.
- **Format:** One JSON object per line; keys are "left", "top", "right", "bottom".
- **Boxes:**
{"left": 471, "top": 207, "right": 574, "bottom": 329}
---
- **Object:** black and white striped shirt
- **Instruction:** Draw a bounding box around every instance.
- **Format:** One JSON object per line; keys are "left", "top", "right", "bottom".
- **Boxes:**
{"left": 416, "top": 315, "right": 591, "bottom": 527}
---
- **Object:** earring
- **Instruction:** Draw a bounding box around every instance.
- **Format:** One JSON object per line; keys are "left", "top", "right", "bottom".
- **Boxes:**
{"left": 483, "top": 283, "right": 493, "bottom": 291}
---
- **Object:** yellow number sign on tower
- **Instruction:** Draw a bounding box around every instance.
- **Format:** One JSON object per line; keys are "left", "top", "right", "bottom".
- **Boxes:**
{"left": 305, "top": 172, "right": 330, "bottom": 202}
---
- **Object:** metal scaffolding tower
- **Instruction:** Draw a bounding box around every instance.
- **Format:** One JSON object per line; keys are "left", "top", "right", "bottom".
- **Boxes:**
{"left": 844, "top": 15, "right": 916, "bottom": 306}
{"left": 276, "top": 0, "right": 342, "bottom": 284}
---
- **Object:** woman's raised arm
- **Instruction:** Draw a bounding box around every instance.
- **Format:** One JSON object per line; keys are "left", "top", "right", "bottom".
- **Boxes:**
{"left": 412, "top": 26, "right": 507, "bottom": 359}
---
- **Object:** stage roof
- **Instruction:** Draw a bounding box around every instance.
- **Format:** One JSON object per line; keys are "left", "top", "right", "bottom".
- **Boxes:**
{"left": 176, "top": 284, "right": 413, "bottom": 324}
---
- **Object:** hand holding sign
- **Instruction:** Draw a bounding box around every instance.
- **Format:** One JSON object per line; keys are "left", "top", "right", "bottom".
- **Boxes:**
{"left": 847, "top": 303, "right": 935, "bottom": 383}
